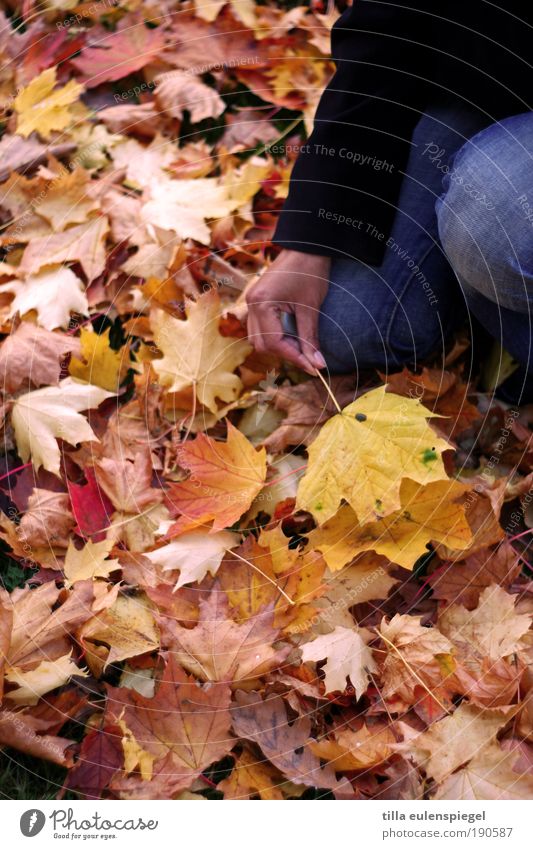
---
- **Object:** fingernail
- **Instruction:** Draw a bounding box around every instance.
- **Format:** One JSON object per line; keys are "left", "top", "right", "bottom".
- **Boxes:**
{"left": 314, "top": 352, "right": 327, "bottom": 369}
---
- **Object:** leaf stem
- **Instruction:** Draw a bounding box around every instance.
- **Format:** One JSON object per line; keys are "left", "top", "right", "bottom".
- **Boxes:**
{"left": 91, "top": 505, "right": 159, "bottom": 537}
{"left": 255, "top": 116, "right": 303, "bottom": 158}
{"left": 376, "top": 629, "right": 451, "bottom": 715}
{"left": 230, "top": 547, "right": 295, "bottom": 606}
{"left": 314, "top": 368, "right": 342, "bottom": 414}
{"left": 181, "top": 380, "right": 197, "bottom": 444}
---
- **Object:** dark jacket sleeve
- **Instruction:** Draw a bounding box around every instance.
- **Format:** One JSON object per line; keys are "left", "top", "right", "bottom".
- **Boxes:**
{"left": 272, "top": 0, "right": 533, "bottom": 263}
{"left": 271, "top": 0, "right": 456, "bottom": 263}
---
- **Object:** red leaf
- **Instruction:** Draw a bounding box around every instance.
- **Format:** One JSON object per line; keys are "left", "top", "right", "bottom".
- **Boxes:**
{"left": 71, "top": 24, "right": 166, "bottom": 88}
{"left": 20, "top": 31, "right": 86, "bottom": 85}
{"left": 65, "top": 724, "right": 124, "bottom": 799}
{"left": 68, "top": 469, "right": 114, "bottom": 541}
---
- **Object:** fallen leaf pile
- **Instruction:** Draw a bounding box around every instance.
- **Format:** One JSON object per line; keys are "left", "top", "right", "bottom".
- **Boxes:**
{"left": 0, "top": 1, "right": 532, "bottom": 802}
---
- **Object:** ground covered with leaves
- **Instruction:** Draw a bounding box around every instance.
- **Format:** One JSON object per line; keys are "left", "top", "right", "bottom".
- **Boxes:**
{"left": 0, "top": 0, "right": 532, "bottom": 802}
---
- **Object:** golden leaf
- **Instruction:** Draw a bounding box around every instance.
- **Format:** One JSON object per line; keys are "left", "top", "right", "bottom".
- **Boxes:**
{"left": 14, "top": 67, "right": 84, "bottom": 139}
{"left": 311, "top": 479, "right": 472, "bottom": 571}
{"left": 297, "top": 385, "right": 450, "bottom": 525}
{"left": 150, "top": 290, "right": 251, "bottom": 413}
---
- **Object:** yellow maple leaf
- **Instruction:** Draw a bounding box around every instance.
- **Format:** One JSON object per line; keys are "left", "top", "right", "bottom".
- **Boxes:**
{"left": 14, "top": 66, "right": 84, "bottom": 139}
{"left": 69, "top": 327, "right": 127, "bottom": 392}
{"left": 217, "top": 533, "right": 326, "bottom": 634}
{"left": 311, "top": 479, "right": 472, "bottom": 571}
{"left": 63, "top": 538, "right": 120, "bottom": 588}
{"left": 79, "top": 593, "right": 159, "bottom": 676}
{"left": 296, "top": 385, "right": 451, "bottom": 525}
{"left": 223, "top": 156, "right": 271, "bottom": 205}
{"left": 150, "top": 289, "right": 251, "bottom": 413}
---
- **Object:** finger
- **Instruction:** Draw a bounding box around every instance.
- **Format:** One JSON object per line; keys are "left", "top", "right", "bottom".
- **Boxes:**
{"left": 246, "top": 310, "right": 264, "bottom": 352}
{"left": 295, "top": 305, "right": 327, "bottom": 370}
{"left": 254, "top": 306, "right": 316, "bottom": 373}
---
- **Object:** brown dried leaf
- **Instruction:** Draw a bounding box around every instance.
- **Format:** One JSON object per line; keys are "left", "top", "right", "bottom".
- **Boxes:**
{"left": 163, "top": 589, "right": 289, "bottom": 685}
{"left": 0, "top": 323, "right": 81, "bottom": 393}
{"left": 429, "top": 541, "right": 521, "bottom": 608}
{"left": 107, "top": 656, "right": 232, "bottom": 798}
{"left": 231, "top": 690, "right": 343, "bottom": 789}
{"left": 18, "top": 489, "right": 75, "bottom": 548}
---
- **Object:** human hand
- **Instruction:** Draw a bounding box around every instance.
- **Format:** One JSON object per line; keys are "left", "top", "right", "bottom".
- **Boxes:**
{"left": 246, "top": 249, "right": 330, "bottom": 374}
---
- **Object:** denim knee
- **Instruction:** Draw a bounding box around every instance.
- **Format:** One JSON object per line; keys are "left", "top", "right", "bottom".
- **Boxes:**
{"left": 436, "top": 112, "right": 533, "bottom": 313}
{"left": 319, "top": 261, "right": 451, "bottom": 373}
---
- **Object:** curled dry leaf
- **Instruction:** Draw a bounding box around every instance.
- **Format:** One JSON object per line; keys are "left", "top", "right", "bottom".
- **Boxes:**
{"left": 310, "top": 721, "right": 396, "bottom": 771}
{"left": 5, "top": 580, "right": 94, "bottom": 670}
{"left": 5, "top": 653, "right": 88, "bottom": 706}
{"left": 0, "top": 708, "right": 76, "bottom": 767}
{"left": 217, "top": 747, "right": 287, "bottom": 800}
{"left": 0, "top": 322, "right": 81, "bottom": 393}
{"left": 261, "top": 375, "right": 358, "bottom": 453}
{"left": 78, "top": 593, "right": 159, "bottom": 676}
{"left": 18, "top": 489, "right": 75, "bottom": 548}
{"left": 154, "top": 70, "right": 226, "bottom": 122}
{"left": 93, "top": 449, "right": 163, "bottom": 515}
{"left": 378, "top": 614, "right": 456, "bottom": 711}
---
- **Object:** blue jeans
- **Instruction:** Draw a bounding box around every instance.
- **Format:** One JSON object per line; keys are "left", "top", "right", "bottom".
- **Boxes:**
{"left": 320, "top": 103, "right": 533, "bottom": 395}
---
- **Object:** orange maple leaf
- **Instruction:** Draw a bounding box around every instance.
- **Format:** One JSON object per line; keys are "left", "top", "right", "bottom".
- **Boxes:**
{"left": 166, "top": 422, "right": 267, "bottom": 532}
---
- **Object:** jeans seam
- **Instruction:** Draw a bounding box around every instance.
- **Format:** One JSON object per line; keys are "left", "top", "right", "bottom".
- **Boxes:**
{"left": 384, "top": 239, "right": 444, "bottom": 354}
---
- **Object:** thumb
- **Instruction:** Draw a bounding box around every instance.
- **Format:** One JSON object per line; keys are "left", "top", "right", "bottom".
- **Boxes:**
{"left": 295, "top": 305, "right": 327, "bottom": 370}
